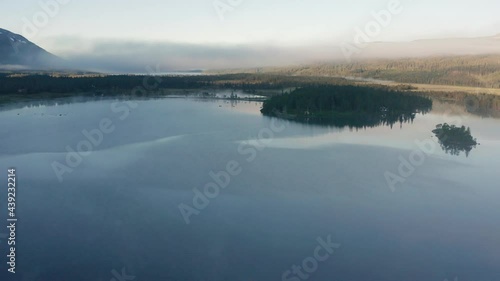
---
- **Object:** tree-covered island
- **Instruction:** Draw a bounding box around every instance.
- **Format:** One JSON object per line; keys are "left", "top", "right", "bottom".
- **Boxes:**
{"left": 261, "top": 85, "right": 433, "bottom": 129}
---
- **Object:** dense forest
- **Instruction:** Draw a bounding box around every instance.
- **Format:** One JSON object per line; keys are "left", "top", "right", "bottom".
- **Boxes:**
{"left": 261, "top": 85, "right": 433, "bottom": 129}
{"left": 0, "top": 73, "right": 213, "bottom": 95}
{"left": 210, "top": 55, "right": 500, "bottom": 89}
{"left": 0, "top": 73, "right": 352, "bottom": 97}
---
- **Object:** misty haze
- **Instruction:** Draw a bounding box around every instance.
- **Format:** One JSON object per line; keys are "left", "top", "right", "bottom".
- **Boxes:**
{"left": 1, "top": 1, "right": 500, "bottom": 281}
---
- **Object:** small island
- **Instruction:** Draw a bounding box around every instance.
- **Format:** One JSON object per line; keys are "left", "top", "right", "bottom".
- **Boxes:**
{"left": 432, "top": 123, "right": 479, "bottom": 156}
{"left": 261, "top": 85, "right": 433, "bottom": 129}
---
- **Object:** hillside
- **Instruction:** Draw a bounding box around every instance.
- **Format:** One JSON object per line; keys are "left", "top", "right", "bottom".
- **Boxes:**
{"left": 0, "top": 28, "right": 64, "bottom": 69}
{"left": 208, "top": 55, "right": 500, "bottom": 89}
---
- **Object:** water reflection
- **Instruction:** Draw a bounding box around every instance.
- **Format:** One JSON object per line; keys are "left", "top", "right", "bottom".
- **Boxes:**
{"left": 464, "top": 94, "right": 500, "bottom": 118}
{"left": 2, "top": 92, "right": 500, "bottom": 281}
{"left": 432, "top": 123, "right": 478, "bottom": 157}
{"left": 261, "top": 86, "right": 433, "bottom": 129}
{"left": 0, "top": 90, "right": 267, "bottom": 112}
{"left": 427, "top": 91, "right": 500, "bottom": 119}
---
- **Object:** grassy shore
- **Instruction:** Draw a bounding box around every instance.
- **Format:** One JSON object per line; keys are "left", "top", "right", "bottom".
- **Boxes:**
{"left": 355, "top": 80, "right": 500, "bottom": 96}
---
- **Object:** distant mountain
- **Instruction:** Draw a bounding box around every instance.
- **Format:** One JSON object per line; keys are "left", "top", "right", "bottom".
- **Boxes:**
{"left": 0, "top": 28, "right": 64, "bottom": 69}
{"left": 346, "top": 34, "right": 500, "bottom": 59}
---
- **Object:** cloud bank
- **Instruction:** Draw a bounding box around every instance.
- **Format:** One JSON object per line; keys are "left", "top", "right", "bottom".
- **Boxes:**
{"left": 41, "top": 34, "right": 500, "bottom": 73}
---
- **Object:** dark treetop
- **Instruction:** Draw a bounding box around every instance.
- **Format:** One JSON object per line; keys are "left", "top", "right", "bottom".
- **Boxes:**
{"left": 261, "top": 85, "right": 433, "bottom": 129}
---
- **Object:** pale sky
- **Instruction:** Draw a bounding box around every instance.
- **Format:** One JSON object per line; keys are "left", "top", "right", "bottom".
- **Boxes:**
{"left": 1, "top": 0, "right": 499, "bottom": 72}
{"left": 2, "top": 0, "right": 499, "bottom": 44}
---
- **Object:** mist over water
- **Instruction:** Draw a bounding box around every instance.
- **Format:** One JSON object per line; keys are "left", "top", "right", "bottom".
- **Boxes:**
{"left": 0, "top": 96, "right": 499, "bottom": 280}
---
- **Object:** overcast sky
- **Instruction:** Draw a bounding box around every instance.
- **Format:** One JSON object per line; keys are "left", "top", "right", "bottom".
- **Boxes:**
{"left": 1, "top": 0, "right": 500, "bottom": 72}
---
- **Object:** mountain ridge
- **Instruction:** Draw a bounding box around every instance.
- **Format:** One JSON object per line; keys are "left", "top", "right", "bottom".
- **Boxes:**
{"left": 0, "top": 28, "right": 64, "bottom": 69}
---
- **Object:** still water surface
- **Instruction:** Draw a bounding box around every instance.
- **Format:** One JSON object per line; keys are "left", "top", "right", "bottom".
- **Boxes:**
{"left": 0, "top": 95, "right": 499, "bottom": 281}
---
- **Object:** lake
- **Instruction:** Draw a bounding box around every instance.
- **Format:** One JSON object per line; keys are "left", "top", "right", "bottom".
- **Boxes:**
{"left": 0, "top": 93, "right": 499, "bottom": 281}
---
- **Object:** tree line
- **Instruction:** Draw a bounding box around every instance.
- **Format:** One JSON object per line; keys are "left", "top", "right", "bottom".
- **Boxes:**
{"left": 261, "top": 85, "right": 433, "bottom": 129}
{"left": 0, "top": 73, "right": 355, "bottom": 96}
{"left": 211, "top": 55, "right": 500, "bottom": 88}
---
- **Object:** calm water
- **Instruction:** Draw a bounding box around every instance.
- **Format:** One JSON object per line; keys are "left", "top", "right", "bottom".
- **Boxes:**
{"left": 0, "top": 94, "right": 499, "bottom": 281}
